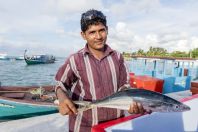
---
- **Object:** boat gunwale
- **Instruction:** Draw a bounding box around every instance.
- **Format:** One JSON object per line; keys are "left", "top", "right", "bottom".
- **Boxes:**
{"left": 0, "top": 85, "right": 57, "bottom": 106}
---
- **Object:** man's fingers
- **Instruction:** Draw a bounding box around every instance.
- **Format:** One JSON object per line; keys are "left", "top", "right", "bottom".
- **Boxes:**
{"left": 133, "top": 102, "right": 139, "bottom": 114}
{"left": 137, "top": 102, "right": 145, "bottom": 114}
{"left": 59, "top": 104, "right": 69, "bottom": 115}
{"left": 67, "top": 102, "right": 77, "bottom": 114}
{"left": 63, "top": 99, "right": 77, "bottom": 114}
{"left": 129, "top": 102, "right": 146, "bottom": 114}
{"left": 130, "top": 102, "right": 137, "bottom": 114}
{"left": 66, "top": 109, "right": 73, "bottom": 115}
{"left": 58, "top": 99, "right": 77, "bottom": 115}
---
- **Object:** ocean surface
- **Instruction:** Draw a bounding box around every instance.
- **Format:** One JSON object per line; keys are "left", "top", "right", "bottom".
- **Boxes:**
{"left": 0, "top": 57, "right": 66, "bottom": 86}
{"left": 1, "top": 57, "right": 197, "bottom": 87}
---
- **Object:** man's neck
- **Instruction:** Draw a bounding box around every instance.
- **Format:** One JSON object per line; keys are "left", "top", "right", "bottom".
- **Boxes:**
{"left": 89, "top": 47, "right": 105, "bottom": 60}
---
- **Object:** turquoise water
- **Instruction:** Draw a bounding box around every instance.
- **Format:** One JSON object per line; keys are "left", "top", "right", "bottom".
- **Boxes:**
{"left": 0, "top": 57, "right": 65, "bottom": 86}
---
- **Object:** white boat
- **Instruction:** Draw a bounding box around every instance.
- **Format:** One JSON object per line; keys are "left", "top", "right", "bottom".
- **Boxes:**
{"left": 15, "top": 55, "right": 24, "bottom": 60}
{"left": 0, "top": 53, "right": 9, "bottom": 60}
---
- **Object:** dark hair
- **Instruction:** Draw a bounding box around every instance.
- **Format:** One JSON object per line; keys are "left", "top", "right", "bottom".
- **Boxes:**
{"left": 81, "top": 9, "right": 107, "bottom": 32}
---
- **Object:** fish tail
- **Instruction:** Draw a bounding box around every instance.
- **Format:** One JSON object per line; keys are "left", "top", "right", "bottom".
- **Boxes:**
{"left": 73, "top": 101, "right": 93, "bottom": 112}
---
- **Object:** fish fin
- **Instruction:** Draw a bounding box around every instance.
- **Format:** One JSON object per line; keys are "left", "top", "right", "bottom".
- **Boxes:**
{"left": 73, "top": 101, "right": 93, "bottom": 112}
{"left": 118, "top": 86, "right": 133, "bottom": 91}
{"left": 73, "top": 100, "right": 90, "bottom": 106}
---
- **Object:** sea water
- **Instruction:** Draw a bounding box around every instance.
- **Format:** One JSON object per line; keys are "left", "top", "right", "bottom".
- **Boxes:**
{"left": 0, "top": 57, "right": 66, "bottom": 86}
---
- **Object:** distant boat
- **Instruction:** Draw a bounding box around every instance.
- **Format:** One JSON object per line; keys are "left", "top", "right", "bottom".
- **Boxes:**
{"left": 0, "top": 85, "right": 58, "bottom": 121}
{"left": 15, "top": 55, "right": 24, "bottom": 60}
{"left": 24, "top": 50, "right": 55, "bottom": 65}
{"left": 0, "top": 53, "right": 9, "bottom": 60}
{"left": 0, "top": 53, "right": 24, "bottom": 61}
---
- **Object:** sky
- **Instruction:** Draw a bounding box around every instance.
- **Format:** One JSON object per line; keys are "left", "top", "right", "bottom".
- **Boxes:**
{"left": 0, "top": 0, "right": 198, "bottom": 57}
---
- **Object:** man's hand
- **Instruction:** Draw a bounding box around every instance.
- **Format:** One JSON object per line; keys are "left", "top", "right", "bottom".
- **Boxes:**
{"left": 56, "top": 87, "right": 77, "bottom": 115}
{"left": 59, "top": 97, "right": 77, "bottom": 115}
{"left": 128, "top": 102, "right": 145, "bottom": 114}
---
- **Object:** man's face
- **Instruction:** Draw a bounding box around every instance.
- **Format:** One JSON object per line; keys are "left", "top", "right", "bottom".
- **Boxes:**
{"left": 81, "top": 23, "right": 108, "bottom": 51}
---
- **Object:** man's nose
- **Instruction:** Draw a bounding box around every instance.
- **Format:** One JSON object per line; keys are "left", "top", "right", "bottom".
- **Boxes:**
{"left": 95, "top": 32, "right": 102, "bottom": 39}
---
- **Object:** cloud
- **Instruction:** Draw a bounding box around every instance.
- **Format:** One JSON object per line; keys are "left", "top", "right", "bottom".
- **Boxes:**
{"left": 191, "top": 36, "right": 198, "bottom": 49}
{"left": 0, "top": 36, "right": 5, "bottom": 43}
{"left": 0, "top": 0, "right": 198, "bottom": 57}
{"left": 108, "top": 0, "right": 160, "bottom": 17}
{"left": 106, "top": 0, "right": 198, "bottom": 53}
{"left": 51, "top": 0, "right": 103, "bottom": 13}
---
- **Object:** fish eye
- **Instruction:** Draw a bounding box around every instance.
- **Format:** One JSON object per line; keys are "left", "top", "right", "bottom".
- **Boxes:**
{"left": 175, "top": 105, "right": 179, "bottom": 109}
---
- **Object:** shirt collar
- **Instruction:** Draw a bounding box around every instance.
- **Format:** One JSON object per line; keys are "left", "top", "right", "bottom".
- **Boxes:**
{"left": 83, "top": 44, "right": 114, "bottom": 57}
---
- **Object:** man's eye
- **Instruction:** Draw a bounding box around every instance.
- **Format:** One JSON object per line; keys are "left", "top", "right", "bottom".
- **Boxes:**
{"left": 89, "top": 31, "right": 95, "bottom": 34}
{"left": 101, "top": 29, "right": 105, "bottom": 32}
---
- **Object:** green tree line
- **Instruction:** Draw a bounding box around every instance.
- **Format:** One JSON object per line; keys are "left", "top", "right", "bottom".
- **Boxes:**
{"left": 123, "top": 47, "right": 198, "bottom": 59}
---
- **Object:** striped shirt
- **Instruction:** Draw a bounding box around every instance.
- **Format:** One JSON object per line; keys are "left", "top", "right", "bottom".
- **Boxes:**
{"left": 55, "top": 44, "right": 129, "bottom": 132}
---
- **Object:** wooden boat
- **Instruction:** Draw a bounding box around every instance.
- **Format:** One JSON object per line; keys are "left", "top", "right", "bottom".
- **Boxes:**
{"left": 24, "top": 50, "right": 55, "bottom": 65}
{"left": 0, "top": 85, "right": 58, "bottom": 121}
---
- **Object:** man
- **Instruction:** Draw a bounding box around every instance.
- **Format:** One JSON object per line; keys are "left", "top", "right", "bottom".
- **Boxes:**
{"left": 55, "top": 9, "right": 145, "bottom": 132}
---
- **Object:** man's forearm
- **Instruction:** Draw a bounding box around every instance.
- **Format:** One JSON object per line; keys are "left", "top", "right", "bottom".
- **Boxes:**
{"left": 56, "top": 87, "right": 70, "bottom": 102}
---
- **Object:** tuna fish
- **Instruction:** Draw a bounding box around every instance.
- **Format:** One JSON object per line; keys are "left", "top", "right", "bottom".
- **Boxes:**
{"left": 74, "top": 88, "right": 190, "bottom": 113}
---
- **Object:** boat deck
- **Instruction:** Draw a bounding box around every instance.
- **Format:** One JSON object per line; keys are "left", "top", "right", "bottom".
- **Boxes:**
{"left": 0, "top": 90, "right": 193, "bottom": 132}
{"left": 0, "top": 113, "right": 68, "bottom": 132}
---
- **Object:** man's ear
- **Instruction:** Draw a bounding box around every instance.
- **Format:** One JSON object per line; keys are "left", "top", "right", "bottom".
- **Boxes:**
{"left": 81, "top": 31, "right": 86, "bottom": 40}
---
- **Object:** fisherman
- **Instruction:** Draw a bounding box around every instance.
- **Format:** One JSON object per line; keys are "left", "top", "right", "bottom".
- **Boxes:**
{"left": 55, "top": 9, "right": 145, "bottom": 132}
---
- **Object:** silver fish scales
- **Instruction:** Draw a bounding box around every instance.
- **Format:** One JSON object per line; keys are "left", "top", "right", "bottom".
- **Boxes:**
{"left": 75, "top": 88, "right": 190, "bottom": 113}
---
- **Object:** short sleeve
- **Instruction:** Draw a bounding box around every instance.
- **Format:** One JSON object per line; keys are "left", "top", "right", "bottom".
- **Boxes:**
{"left": 55, "top": 57, "right": 77, "bottom": 93}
